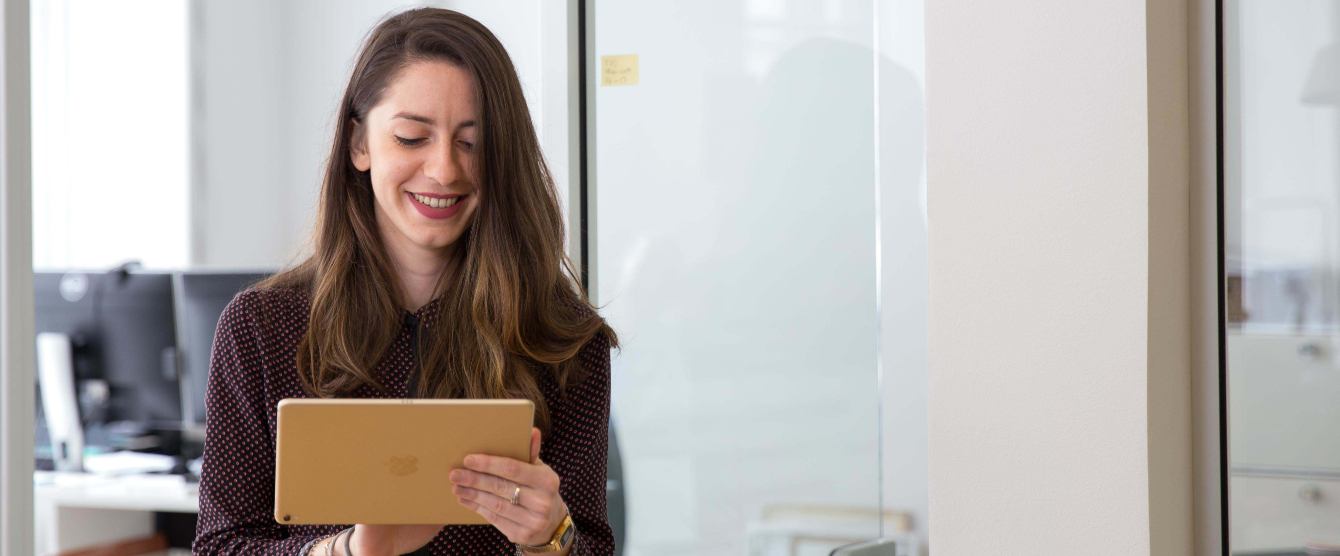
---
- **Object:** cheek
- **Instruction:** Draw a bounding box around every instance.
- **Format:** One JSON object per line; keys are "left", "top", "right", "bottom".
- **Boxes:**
{"left": 385, "top": 156, "right": 418, "bottom": 184}
{"left": 371, "top": 155, "right": 418, "bottom": 198}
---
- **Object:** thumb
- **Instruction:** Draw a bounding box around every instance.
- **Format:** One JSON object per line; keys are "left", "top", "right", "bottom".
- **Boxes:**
{"left": 529, "top": 427, "right": 542, "bottom": 464}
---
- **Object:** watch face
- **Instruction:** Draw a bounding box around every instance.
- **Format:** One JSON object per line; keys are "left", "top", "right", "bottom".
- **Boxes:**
{"left": 559, "top": 525, "right": 575, "bottom": 547}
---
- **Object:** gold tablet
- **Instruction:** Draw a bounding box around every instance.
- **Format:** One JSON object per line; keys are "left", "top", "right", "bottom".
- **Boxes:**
{"left": 273, "top": 398, "right": 534, "bottom": 525}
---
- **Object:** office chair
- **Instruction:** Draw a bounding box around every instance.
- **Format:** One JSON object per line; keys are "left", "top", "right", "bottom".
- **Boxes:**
{"left": 607, "top": 419, "right": 625, "bottom": 555}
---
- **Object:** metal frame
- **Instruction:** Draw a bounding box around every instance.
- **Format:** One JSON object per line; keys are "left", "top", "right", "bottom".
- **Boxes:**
{"left": 577, "top": 0, "right": 595, "bottom": 299}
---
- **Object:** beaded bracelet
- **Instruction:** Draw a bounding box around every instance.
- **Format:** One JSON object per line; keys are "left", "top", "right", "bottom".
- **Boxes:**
{"left": 326, "top": 529, "right": 341, "bottom": 556}
{"left": 298, "top": 530, "right": 339, "bottom": 556}
{"left": 298, "top": 537, "right": 321, "bottom": 556}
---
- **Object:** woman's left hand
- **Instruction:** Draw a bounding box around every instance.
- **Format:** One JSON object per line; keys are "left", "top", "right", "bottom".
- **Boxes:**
{"left": 450, "top": 427, "right": 568, "bottom": 547}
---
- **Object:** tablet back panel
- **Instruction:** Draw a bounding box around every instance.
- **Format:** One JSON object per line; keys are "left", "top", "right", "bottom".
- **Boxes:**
{"left": 273, "top": 398, "right": 534, "bottom": 525}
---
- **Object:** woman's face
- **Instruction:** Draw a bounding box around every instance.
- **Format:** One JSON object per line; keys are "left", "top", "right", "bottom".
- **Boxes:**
{"left": 351, "top": 60, "right": 481, "bottom": 255}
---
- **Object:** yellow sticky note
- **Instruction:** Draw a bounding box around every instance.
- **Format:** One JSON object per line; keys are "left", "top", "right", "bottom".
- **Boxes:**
{"left": 601, "top": 54, "right": 639, "bottom": 86}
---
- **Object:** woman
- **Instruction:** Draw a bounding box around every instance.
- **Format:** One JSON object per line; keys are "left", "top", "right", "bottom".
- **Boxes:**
{"left": 192, "top": 8, "right": 617, "bottom": 556}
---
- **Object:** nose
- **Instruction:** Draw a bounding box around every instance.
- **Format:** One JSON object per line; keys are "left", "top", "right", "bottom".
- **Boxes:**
{"left": 422, "top": 139, "right": 464, "bottom": 187}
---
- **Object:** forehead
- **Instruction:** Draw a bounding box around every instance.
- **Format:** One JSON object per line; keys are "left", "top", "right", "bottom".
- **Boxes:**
{"left": 373, "top": 59, "right": 478, "bottom": 122}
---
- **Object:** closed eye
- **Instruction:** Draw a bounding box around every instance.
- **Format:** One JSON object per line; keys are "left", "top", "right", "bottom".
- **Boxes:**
{"left": 394, "top": 135, "right": 426, "bottom": 147}
{"left": 457, "top": 140, "right": 475, "bottom": 151}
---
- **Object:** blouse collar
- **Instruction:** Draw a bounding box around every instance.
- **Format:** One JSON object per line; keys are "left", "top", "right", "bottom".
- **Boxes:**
{"left": 404, "top": 293, "right": 447, "bottom": 329}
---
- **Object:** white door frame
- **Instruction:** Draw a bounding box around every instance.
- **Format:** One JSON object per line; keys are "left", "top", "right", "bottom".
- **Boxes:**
{"left": 0, "top": 0, "right": 33, "bottom": 554}
{"left": 1191, "top": 0, "right": 1226, "bottom": 554}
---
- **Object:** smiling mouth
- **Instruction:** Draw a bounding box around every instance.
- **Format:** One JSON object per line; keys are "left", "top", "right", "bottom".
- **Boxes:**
{"left": 410, "top": 193, "right": 464, "bottom": 209}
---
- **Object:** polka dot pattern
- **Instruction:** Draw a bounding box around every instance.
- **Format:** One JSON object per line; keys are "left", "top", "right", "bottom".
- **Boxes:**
{"left": 192, "top": 288, "right": 615, "bottom": 556}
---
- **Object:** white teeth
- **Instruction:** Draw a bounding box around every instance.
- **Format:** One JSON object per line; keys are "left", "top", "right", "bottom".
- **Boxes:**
{"left": 413, "top": 193, "right": 462, "bottom": 209}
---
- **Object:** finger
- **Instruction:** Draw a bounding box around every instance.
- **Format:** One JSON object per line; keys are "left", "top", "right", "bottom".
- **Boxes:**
{"left": 453, "top": 484, "right": 549, "bottom": 526}
{"left": 450, "top": 468, "right": 550, "bottom": 507}
{"left": 463, "top": 454, "right": 539, "bottom": 485}
{"left": 529, "top": 427, "right": 542, "bottom": 465}
{"left": 457, "top": 497, "right": 529, "bottom": 541}
{"left": 455, "top": 490, "right": 549, "bottom": 546}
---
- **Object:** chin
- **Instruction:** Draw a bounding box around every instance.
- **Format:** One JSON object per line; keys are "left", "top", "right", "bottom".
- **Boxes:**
{"left": 418, "top": 232, "right": 461, "bottom": 250}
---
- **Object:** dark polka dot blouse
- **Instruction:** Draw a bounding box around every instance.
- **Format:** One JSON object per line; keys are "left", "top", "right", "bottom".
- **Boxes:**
{"left": 192, "top": 288, "right": 614, "bottom": 556}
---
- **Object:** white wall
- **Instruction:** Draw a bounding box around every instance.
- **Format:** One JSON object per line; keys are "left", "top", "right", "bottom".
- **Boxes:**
{"left": 925, "top": 0, "right": 1191, "bottom": 554}
{"left": 193, "top": 0, "right": 291, "bottom": 268}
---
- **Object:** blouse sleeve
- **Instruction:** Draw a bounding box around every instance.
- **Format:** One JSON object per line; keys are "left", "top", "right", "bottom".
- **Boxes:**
{"left": 192, "top": 292, "right": 322, "bottom": 556}
{"left": 541, "top": 330, "right": 616, "bottom": 556}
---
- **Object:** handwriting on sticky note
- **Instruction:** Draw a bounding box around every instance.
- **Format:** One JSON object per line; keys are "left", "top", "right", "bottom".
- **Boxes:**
{"left": 601, "top": 54, "right": 638, "bottom": 86}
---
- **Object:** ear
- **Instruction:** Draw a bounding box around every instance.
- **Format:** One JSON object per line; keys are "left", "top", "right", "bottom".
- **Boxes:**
{"left": 349, "top": 118, "right": 371, "bottom": 172}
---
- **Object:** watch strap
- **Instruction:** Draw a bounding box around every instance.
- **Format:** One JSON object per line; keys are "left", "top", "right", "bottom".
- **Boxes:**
{"left": 516, "top": 514, "right": 574, "bottom": 553}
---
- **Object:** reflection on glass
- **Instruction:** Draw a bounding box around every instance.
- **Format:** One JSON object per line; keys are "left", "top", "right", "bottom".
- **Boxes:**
{"left": 1226, "top": 1, "right": 1340, "bottom": 553}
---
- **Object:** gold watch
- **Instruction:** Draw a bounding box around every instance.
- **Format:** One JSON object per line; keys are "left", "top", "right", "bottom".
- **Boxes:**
{"left": 517, "top": 513, "right": 575, "bottom": 553}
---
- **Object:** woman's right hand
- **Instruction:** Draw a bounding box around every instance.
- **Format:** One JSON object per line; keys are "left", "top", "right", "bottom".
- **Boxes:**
{"left": 348, "top": 524, "right": 443, "bottom": 556}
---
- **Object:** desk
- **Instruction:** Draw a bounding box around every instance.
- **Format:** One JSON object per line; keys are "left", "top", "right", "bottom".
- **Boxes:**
{"left": 33, "top": 471, "right": 198, "bottom": 556}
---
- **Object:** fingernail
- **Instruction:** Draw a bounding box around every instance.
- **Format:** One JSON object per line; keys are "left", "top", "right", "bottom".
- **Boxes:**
{"left": 449, "top": 470, "right": 460, "bottom": 482}
{"left": 464, "top": 456, "right": 477, "bottom": 467}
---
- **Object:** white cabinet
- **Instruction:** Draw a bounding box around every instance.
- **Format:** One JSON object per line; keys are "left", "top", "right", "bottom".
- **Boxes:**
{"left": 1228, "top": 331, "right": 1340, "bottom": 552}
{"left": 1228, "top": 332, "right": 1340, "bottom": 470}
{"left": 1230, "top": 474, "right": 1340, "bottom": 552}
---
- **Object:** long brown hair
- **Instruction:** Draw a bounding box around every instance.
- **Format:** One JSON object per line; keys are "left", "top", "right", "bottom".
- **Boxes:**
{"left": 256, "top": 7, "right": 615, "bottom": 435}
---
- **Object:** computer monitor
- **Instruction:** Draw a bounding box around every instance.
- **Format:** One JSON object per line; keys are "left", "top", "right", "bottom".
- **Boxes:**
{"left": 34, "top": 269, "right": 181, "bottom": 456}
{"left": 173, "top": 271, "right": 271, "bottom": 431}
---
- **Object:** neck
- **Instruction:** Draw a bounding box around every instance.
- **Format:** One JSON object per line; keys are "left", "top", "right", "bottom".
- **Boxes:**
{"left": 378, "top": 223, "right": 459, "bottom": 314}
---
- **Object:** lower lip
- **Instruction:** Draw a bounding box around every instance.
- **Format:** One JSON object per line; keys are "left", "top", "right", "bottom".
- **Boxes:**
{"left": 407, "top": 192, "right": 466, "bottom": 220}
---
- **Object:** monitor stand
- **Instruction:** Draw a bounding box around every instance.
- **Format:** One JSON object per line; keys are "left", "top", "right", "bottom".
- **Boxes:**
{"left": 37, "top": 332, "right": 84, "bottom": 472}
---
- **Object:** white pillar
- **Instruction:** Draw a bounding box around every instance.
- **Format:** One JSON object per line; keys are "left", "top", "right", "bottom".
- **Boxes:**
{"left": 926, "top": 1, "right": 1192, "bottom": 554}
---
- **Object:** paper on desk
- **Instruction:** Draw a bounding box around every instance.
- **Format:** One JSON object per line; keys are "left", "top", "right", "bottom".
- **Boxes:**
{"left": 83, "top": 451, "right": 176, "bottom": 475}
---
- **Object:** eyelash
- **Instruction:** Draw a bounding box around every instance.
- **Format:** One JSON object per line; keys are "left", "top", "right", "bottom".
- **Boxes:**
{"left": 394, "top": 135, "right": 475, "bottom": 151}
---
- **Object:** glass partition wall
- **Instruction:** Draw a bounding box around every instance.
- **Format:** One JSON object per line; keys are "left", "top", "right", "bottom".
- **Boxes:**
{"left": 591, "top": 2, "right": 925, "bottom": 555}
{"left": 1224, "top": 1, "right": 1340, "bottom": 553}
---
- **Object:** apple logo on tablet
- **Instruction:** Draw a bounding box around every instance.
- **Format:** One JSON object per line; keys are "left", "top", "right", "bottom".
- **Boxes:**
{"left": 384, "top": 455, "right": 419, "bottom": 476}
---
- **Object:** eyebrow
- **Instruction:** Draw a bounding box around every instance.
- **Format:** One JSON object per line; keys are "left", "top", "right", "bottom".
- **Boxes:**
{"left": 391, "top": 112, "right": 476, "bottom": 129}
